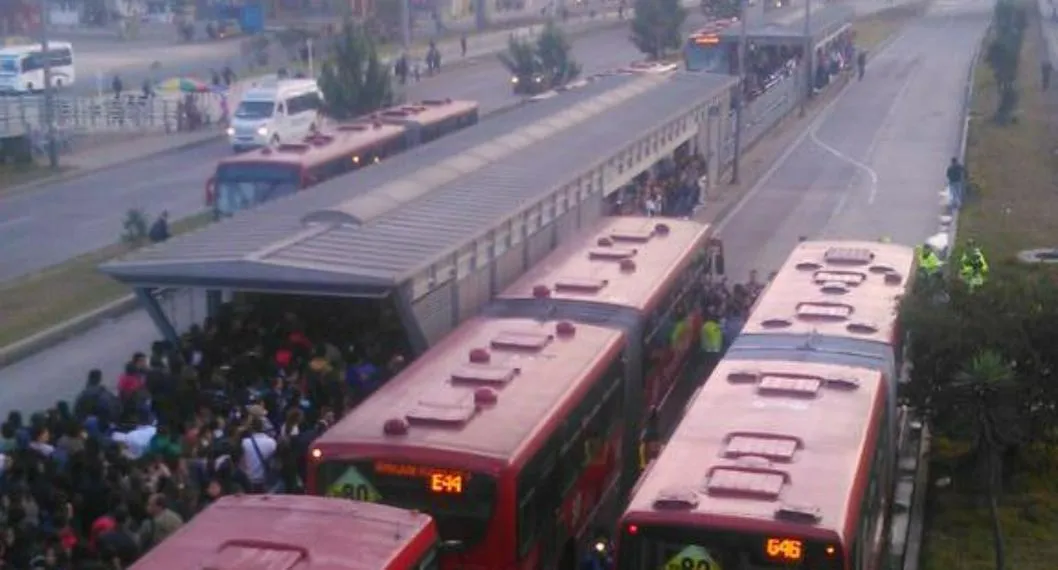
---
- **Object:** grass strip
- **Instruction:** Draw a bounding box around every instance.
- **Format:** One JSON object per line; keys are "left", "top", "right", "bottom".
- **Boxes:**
{"left": 920, "top": 6, "right": 1058, "bottom": 570}
{"left": 0, "top": 213, "right": 211, "bottom": 349}
{"left": 958, "top": 6, "right": 1058, "bottom": 263}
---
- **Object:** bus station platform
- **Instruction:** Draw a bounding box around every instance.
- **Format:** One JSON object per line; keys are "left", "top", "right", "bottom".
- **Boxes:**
{"left": 100, "top": 68, "right": 737, "bottom": 353}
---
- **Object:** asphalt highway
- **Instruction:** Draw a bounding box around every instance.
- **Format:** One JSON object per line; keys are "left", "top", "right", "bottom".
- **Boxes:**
{"left": 0, "top": 21, "right": 653, "bottom": 283}
{"left": 717, "top": 0, "right": 990, "bottom": 281}
{"left": 0, "top": 0, "right": 986, "bottom": 418}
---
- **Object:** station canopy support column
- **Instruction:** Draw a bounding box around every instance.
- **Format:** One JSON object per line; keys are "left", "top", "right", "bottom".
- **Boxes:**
{"left": 135, "top": 287, "right": 180, "bottom": 347}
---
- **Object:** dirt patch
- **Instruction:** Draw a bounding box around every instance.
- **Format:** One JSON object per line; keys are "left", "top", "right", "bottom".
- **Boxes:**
{"left": 0, "top": 213, "right": 210, "bottom": 349}
{"left": 958, "top": 9, "right": 1058, "bottom": 264}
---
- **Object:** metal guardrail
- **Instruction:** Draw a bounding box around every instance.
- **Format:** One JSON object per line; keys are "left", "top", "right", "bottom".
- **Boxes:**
{"left": 0, "top": 92, "right": 227, "bottom": 138}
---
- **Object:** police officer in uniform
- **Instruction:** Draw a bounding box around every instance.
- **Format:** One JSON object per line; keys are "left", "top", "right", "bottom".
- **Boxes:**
{"left": 916, "top": 243, "right": 942, "bottom": 279}
{"left": 959, "top": 240, "right": 989, "bottom": 291}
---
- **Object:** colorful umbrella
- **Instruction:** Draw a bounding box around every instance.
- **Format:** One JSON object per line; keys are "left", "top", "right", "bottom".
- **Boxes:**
{"left": 156, "top": 77, "right": 212, "bottom": 93}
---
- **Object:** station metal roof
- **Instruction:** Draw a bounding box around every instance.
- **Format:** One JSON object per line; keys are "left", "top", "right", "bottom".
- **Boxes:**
{"left": 719, "top": 4, "right": 854, "bottom": 43}
{"left": 100, "top": 71, "right": 736, "bottom": 297}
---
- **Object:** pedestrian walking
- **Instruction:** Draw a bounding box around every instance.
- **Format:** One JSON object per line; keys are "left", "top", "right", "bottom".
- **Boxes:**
{"left": 112, "top": 74, "right": 123, "bottom": 99}
{"left": 460, "top": 34, "right": 467, "bottom": 57}
{"left": 149, "top": 211, "right": 170, "bottom": 243}
{"left": 946, "top": 157, "right": 966, "bottom": 210}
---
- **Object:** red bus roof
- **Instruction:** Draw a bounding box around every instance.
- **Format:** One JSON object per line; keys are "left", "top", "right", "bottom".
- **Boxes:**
{"left": 128, "top": 495, "right": 436, "bottom": 570}
{"left": 498, "top": 217, "right": 712, "bottom": 313}
{"left": 622, "top": 359, "right": 887, "bottom": 543}
{"left": 218, "top": 121, "right": 407, "bottom": 168}
{"left": 312, "top": 316, "right": 625, "bottom": 471}
{"left": 741, "top": 240, "right": 916, "bottom": 344}
{"left": 370, "top": 98, "right": 478, "bottom": 126}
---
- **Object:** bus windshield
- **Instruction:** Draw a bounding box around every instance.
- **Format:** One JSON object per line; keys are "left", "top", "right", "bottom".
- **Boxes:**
{"left": 317, "top": 460, "right": 497, "bottom": 548}
{"left": 622, "top": 527, "right": 837, "bottom": 570}
{"left": 235, "top": 100, "right": 275, "bottom": 119}
{"left": 214, "top": 162, "right": 301, "bottom": 216}
{"left": 684, "top": 41, "right": 731, "bottom": 73}
{"left": 0, "top": 57, "right": 17, "bottom": 75}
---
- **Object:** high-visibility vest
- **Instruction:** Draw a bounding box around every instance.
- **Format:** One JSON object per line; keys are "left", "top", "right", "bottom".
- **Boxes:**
{"left": 916, "top": 247, "right": 941, "bottom": 275}
{"left": 700, "top": 320, "right": 723, "bottom": 353}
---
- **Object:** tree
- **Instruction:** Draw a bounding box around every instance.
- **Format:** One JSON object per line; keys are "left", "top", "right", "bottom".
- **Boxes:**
{"left": 498, "top": 22, "right": 581, "bottom": 86}
{"left": 946, "top": 351, "right": 1019, "bottom": 570}
{"left": 536, "top": 20, "right": 581, "bottom": 84}
{"left": 630, "top": 0, "right": 688, "bottom": 60}
{"left": 986, "top": 0, "right": 1028, "bottom": 122}
{"left": 498, "top": 36, "right": 542, "bottom": 78}
{"left": 318, "top": 21, "right": 394, "bottom": 120}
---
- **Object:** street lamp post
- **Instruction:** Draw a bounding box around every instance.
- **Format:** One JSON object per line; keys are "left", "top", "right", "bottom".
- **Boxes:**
{"left": 730, "top": 0, "right": 748, "bottom": 185}
{"left": 799, "top": 0, "right": 812, "bottom": 118}
{"left": 38, "top": 0, "right": 59, "bottom": 168}
{"left": 401, "top": 0, "right": 412, "bottom": 52}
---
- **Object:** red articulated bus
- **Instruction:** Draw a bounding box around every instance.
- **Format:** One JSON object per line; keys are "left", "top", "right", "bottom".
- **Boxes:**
{"left": 129, "top": 494, "right": 441, "bottom": 570}
{"left": 206, "top": 99, "right": 479, "bottom": 217}
{"left": 489, "top": 217, "right": 721, "bottom": 489}
{"left": 616, "top": 358, "right": 892, "bottom": 570}
{"left": 309, "top": 317, "right": 629, "bottom": 570}
{"left": 726, "top": 240, "right": 916, "bottom": 454}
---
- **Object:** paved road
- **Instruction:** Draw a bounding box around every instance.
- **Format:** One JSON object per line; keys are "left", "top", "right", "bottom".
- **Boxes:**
{"left": 57, "top": 5, "right": 616, "bottom": 97}
{"left": 716, "top": 0, "right": 989, "bottom": 281}
{"left": 0, "top": 0, "right": 932, "bottom": 415}
{"left": 0, "top": 17, "right": 681, "bottom": 416}
{"left": 0, "top": 21, "right": 655, "bottom": 284}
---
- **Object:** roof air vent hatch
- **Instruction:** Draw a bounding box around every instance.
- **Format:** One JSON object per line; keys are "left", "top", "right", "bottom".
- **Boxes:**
{"left": 532, "top": 285, "right": 551, "bottom": 298}
{"left": 473, "top": 388, "right": 499, "bottom": 407}
{"left": 383, "top": 418, "right": 410, "bottom": 436}
{"left": 774, "top": 503, "right": 822, "bottom": 523}
{"left": 556, "top": 321, "right": 577, "bottom": 337}
{"left": 652, "top": 487, "right": 699, "bottom": 510}
{"left": 468, "top": 348, "right": 490, "bottom": 364}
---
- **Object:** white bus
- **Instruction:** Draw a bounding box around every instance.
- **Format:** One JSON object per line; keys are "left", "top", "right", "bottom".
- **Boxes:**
{"left": 0, "top": 42, "right": 76, "bottom": 93}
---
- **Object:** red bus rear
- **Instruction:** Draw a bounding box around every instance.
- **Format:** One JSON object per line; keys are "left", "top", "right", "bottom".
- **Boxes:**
{"left": 207, "top": 121, "right": 407, "bottom": 217}
{"left": 129, "top": 494, "right": 440, "bottom": 570}
{"left": 616, "top": 358, "right": 892, "bottom": 570}
{"left": 308, "top": 317, "right": 628, "bottom": 570}
{"left": 206, "top": 99, "right": 479, "bottom": 217}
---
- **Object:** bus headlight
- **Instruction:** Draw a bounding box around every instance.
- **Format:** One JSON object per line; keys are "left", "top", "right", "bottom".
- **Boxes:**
{"left": 257, "top": 126, "right": 268, "bottom": 136}
{"left": 511, "top": 76, "right": 519, "bottom": 84}
{"left": 226, "top": 127, "right": 235, "bottom": 136}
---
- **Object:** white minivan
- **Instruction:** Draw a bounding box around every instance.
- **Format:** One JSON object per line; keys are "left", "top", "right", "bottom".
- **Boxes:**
{"left": 227, "top": 78, "right": 323, "bottom": 152}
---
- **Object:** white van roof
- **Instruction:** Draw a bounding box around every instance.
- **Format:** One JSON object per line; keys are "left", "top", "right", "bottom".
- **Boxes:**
{"left": 242, "top": 78, "right": 319, "bottom": 101}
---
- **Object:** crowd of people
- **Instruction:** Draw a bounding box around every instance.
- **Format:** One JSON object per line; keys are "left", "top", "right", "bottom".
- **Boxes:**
{"left": 0, "top": 179, "right": 773, "bottom": 568}
{"left": 0, "top": 296, "right": 408, "bottom": 569}
{"left": 609, "top": 153, "right": 708, "bottom": 218}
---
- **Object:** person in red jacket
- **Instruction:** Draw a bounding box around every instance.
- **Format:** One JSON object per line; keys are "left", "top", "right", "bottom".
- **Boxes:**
{"left": 116, "top": 363, "right": 145, "bottom": 400}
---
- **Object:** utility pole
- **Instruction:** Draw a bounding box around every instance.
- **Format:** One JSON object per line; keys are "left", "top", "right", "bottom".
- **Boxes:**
{"left": 730, "top": 0, "right": 748, "bottom": 185}
{"left": 39, "top": 0, "right": 59, "bottom": 168}
{"left": 401, "top": 0, "right": 411, "bottom": 53}
{"left": 799, "top": 0, "right": 812, "bottom": 118}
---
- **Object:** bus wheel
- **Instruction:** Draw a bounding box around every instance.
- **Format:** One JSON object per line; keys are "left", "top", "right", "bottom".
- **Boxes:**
{"left": 559, "top": 540, "right": 577, "bottom": 570}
